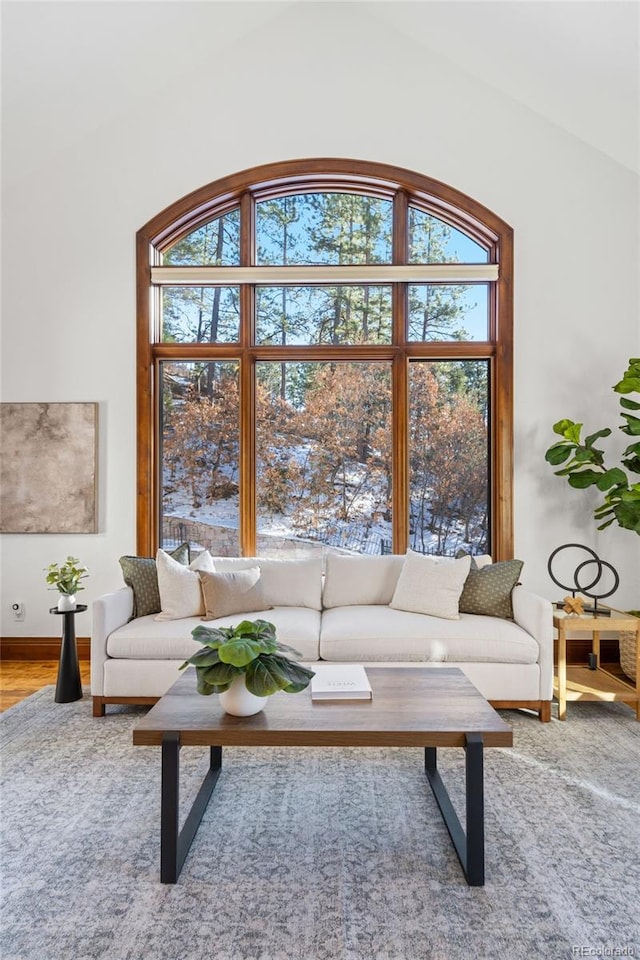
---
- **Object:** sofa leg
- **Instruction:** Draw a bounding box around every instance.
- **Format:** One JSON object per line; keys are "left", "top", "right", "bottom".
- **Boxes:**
{"left": 539, "top": 701, "right": 551, "bottom": 723}
{"left": 93, "top": 697, "right": 106, "bottom": 718}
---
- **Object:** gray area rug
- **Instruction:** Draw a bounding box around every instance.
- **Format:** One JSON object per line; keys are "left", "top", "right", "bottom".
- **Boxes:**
{"left": 1, "top": 688, "right": 639, "bottom": 960}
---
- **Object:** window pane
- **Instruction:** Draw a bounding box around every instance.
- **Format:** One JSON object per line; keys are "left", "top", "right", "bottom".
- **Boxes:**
{"left": 256, "top": 361, "right": 392, "bottom": 558}
{"left": 408, "top": 207, "right": 488, "bottom": 263}
{"left": 409, "top": 361, "right": 489, "bottom": 556}
{"left": 161, "top": 287, "right": 239, "bottom": 343}
{"left": 162, "top": 210, "right": 240, "bottom": 265}
{"left": 256, "top": 193, "right": 392, "bottom": 265}
{"left": 256, "top": 286, "right": 392, "bottom": 345}
{"left": 408, "top": 284, "right": 489, "bottom": 341}
{"left": 160, "top": 360, "right": 240, "bottom": 557}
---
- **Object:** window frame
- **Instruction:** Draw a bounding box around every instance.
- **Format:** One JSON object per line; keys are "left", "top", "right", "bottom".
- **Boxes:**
{"left": 136, "top": 158, "right": 513, "bottom": 559}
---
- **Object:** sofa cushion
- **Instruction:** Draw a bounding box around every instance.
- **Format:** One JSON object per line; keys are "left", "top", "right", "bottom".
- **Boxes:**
{"left": 459, "top": 558, "right": 524, "bottom": 620}
{"left": 390, "top": 552, "right": 471, "bottom": 620}
{"left": 106, "top": 606, "right": 322, "bottom": 661}
{"left": 210, "top": 557, "right": 322, "bottom": 610}
{"left": 320, "top": 606, "right": 538, "bottom": 664}
{"left": 200, "top": 568, "right": 271, "bottom": 620}
{"left": 155, "top": 549, "right": 214, "bottom": 621}
{"left": 322, "top": 554, "right": 405, "bottom": 607}
{"left": 119, "top": 543, "right": 190, "bottom": 619}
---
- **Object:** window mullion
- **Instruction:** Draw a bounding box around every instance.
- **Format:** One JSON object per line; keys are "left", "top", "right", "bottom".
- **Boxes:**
{"left": 392, "top": 353, "right": 409, "bottom": 555}
{"left": 240, "top": 191, "right": 256, "bottom": 555}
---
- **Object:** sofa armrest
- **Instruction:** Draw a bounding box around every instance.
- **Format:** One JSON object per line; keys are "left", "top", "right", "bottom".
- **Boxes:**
{"left": 512, "top": 585, "right": 554, "bottom": 700}
{"left": 90, "top": 587, "right": 133, "bottom": 696}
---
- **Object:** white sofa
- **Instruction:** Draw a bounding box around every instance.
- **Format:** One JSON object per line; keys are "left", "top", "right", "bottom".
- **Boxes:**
{"left": 91, "top": 553, "right": 553, "bottom": 721}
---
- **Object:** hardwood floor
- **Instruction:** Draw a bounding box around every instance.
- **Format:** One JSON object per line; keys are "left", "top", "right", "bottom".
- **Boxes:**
{"left": 0, "top": 660, "right": 91, "bottom": 712}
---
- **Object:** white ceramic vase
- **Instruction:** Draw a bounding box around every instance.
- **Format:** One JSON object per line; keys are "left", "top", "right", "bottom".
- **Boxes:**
{"left": 219, "top": 675, "right": 267, "bottom": 717}
{"left": 57, "top": 594, "right": 77, "bottom": 612}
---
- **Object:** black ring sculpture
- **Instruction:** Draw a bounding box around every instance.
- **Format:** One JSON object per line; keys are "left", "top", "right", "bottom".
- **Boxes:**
{"left": 547, "top": 543, "right": 619, "bottom": 614}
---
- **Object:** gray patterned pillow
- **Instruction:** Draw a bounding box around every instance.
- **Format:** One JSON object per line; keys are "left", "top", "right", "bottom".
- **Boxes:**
{"left": 119, "top": 543, "right": 190, "bottom": 619}
{"left": 458, "top": 557, "right": 523, "bottom": 620}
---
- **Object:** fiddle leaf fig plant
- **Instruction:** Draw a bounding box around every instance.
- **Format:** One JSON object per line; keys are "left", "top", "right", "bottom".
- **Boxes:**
{"left": 180, "top": 618, "right": 315, "bottom": 698}
{"left": 545, "top": 358, "right": 640, "bottom": 534}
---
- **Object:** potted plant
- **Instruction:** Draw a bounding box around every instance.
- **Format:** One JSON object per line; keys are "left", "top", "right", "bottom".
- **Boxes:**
{"left": 544, "top": 357, "right": 640, "bottom": 534}
{"left": 45, "top": 556, "right": 89, "bottom": 611}
{"left": 180, "top": 618, "right": 315, "bottom": 716}
{"left": 545, "top": 357, "right": 640, "bottom": 679}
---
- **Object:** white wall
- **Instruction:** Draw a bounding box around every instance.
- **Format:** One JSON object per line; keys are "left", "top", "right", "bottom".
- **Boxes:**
{"left": 2, "top": 1, "right": 639, "bottom": 638}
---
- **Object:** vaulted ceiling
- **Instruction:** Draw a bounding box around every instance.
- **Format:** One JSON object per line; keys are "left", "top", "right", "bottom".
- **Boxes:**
{"left": 369, "top": 1, "right": 639, "bottom": 173}
{"left": 3, "top": 1, "right": 638, "bottom": 173}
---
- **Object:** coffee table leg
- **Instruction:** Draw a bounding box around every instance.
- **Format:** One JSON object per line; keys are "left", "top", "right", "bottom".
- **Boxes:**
{"left": 161, "top": 734, "right": 222, "bottom": 883}
{"left": 424, "top": 733, "right": 485, "bottom": 886}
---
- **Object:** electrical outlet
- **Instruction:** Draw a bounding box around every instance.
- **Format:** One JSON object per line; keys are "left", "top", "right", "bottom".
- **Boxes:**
{"left": 11, "top": 602, "right": 25, "bottom": 621}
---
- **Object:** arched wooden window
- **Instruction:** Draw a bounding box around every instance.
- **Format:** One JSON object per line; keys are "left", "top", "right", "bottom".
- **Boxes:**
{"left": 137, "top": 159, "right": 513, "bottom": 559}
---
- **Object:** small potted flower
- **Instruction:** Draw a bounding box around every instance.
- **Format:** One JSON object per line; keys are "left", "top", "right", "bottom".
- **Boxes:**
{"left": 45, "top": 556, "right": 89, "bottom": 611}
{"left": 180, "top": 619, "right": 315, "bottom": 716}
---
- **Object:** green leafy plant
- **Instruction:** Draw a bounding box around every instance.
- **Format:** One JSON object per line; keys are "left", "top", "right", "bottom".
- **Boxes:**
{"left": 180, "top": 619, "right": 315, "bottom": 698}
{"left": 44, "top": 556, "right": 89, "bottom": 595}
{"left": 545, "top": 358, "right": 640, "bottom": 534}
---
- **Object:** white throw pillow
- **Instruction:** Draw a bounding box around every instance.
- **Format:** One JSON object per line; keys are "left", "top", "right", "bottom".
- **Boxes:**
{"left": 155, "top": 549, "right": 214, "bottom": 621}
{"left": 322, "top": 554, "right": 405, "bottom": 607}
{"left": 209, "top": 557, "right": 323, "bottom": 610}
{"left": 389, "top": 551, "right": 471, "bottom": 620}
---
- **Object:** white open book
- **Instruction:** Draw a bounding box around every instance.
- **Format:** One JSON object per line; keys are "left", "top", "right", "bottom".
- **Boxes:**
{"left": 310, "top": 664, "right": 372, "bottom": 701}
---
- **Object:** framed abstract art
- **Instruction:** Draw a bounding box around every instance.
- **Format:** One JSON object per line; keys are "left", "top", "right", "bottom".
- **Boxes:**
{"left": 0, "top": 402, "right": 98, "bottom": 533}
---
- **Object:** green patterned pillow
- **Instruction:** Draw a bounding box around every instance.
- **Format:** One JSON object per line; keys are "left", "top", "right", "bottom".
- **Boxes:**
{"left": 119, "top": 543, "right": 190, "bottom": 619}
{"left": 458, "top": 556, "right": 523, "bottom": 620}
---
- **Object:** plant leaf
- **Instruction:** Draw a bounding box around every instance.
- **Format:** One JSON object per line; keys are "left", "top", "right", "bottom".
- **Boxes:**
{"left": 573, "top": 448, "right": 598, "bottom": 463}
{"left": 275, "top": 641, "right": 303, "bottom": 658}
{"left": 567, "top": 470, "right": 601, "bottom": 489}
{"left": 191, "top": 625, "right": 227, "bottom": 648}
{"left": 614, "top": 376, "right": 640, "bottom": 395}
{"left": 619, "top": 397, "right": 640, "bottom": 411}
{"left": 244, "top": 654, "right": 314, "bottom": 697}
{"left": 614, "top": 502, "right": 640, "bottom": 532}
{"left": 584, "top": 428, "right": 611, "bottom": 447}
{"left": 244, "top": 657, "right": 286, "bottom": 697}
{"left": 184, "top": 648, "right": 222, "bottom": 668}
{"left": 201, "top": 661, "right": 242, "bottom": 686}
{"left": 620, "top": 413, "right": 640, "bottom": 436}
{"left": 218, "top": 637, "right": 265, "bottom": 667}
{"left": 552, "top": 419, "right": 582, "bottom": 441}
{"left": 545, "top": 443, "right": 574, "bottom": 466}
{"left": 596, "top": 468, "right": 627, "bottom": 491}
{"left": 596, "top": 517, "right": 616, "bottom": 530}
{"left": 195, "top": 670, "right": 218, "bottom": 696}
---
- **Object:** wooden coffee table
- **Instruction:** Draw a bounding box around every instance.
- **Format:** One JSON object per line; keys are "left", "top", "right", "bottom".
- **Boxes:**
{"left": 133, "top": 667, "right": 512, "bottom": 886}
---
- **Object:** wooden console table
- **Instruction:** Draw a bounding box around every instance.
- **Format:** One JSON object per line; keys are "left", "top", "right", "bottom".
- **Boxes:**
{"left": 554, "top": 608, "right": 639, "bottom": 720}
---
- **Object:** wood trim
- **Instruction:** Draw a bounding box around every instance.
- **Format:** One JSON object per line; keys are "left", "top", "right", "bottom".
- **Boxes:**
{"left": 142, "top": 158, "right": 508, "bottom": 248}
{"left": 93, "top": 695, "right": 159, "bottom": 717}
{"left": 492, "top": 225, "right": 514, "bottom": 559}
{"left": 136, "top": 231, "right": 154, "bottom": 556}
{"left": 1, "top": 638, "right": 91, "bottom": 660}
{"left": 490, "top": 700, "right": 551, "bottom": 722}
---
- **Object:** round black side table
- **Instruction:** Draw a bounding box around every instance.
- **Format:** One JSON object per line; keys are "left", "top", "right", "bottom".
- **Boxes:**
{"left": 49, "top": 604, "right": 87, "bottom": 703}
